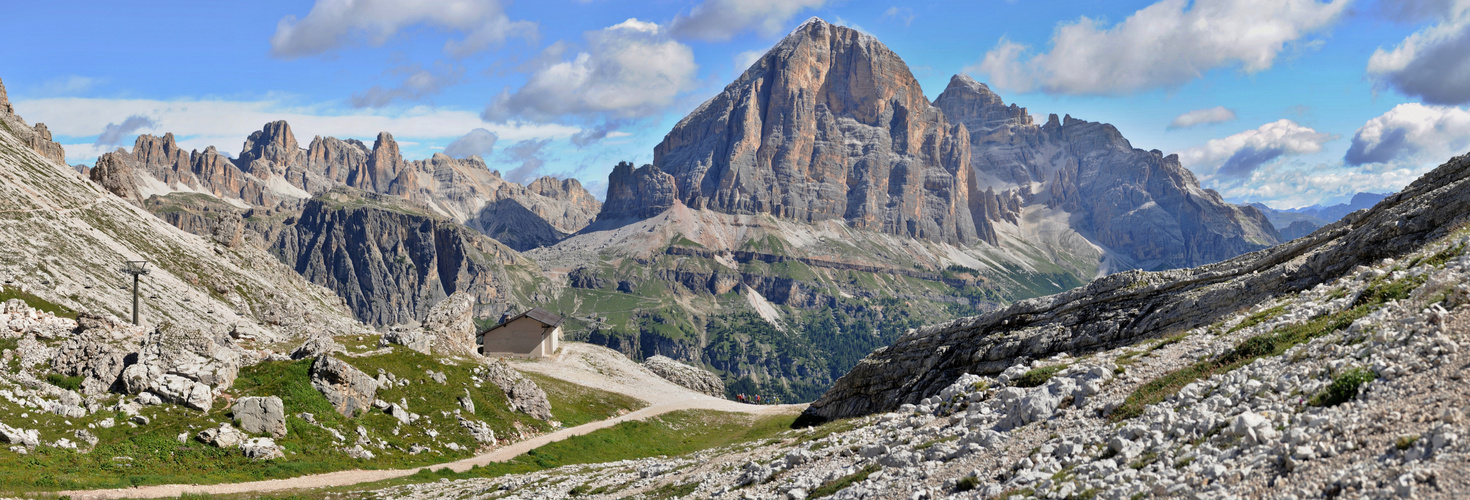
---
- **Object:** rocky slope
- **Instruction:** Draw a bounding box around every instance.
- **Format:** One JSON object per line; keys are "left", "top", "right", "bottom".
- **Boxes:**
{"left": 934, "top": 74, "right": 1279, "bottom": 269}
{"left": 605, "top": 18, "right": 977, "bottom": 244}
{"left": 803, "top": 150, "right": 1470, "bottom": 422}
{"left": 356, "top": 152, "right": 1470, "bottom": 500}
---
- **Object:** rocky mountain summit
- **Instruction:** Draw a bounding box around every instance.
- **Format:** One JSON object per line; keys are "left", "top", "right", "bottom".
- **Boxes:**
{"left": 603, "top": 19, "right": 977, "bottom": 244}
{"left": 599, "top": 19, "right": 1275, "bottom": 273}
{"left": 935, "top": 75, "right": 1279, "bottom": 268}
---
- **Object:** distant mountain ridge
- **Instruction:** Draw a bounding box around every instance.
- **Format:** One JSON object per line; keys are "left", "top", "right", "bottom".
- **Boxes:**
{"left": 1249, "top": 192, "right": 1390, "bottom": 241}
{"left": 89, "top": 120, "right": 599, "bottom": 251}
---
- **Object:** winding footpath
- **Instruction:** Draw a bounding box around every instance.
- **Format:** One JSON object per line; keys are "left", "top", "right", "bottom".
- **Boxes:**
{"left": 59, "top": 344, "right": 804, "bottom": 499}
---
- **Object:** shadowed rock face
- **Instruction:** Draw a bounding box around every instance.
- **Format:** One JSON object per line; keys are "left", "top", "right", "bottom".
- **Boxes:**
{"left": 597, "top": 161, "right": 679, "bottom": 221}
{"left": 934, "top": 74, "right": 1279, "bottom": 269}
{"left": 802, "top": 151, "right": 1470, "bottom": 423}
{"left": 272, "top": 188, "right": 525, "bottom": 326}
{"left": 603, "top": 18, "right": 977, "bottom": 244}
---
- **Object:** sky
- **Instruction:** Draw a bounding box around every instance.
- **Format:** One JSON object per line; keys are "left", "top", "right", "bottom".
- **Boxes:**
{"left": 2, "top": 0, "right": 1468, "bottom": 209}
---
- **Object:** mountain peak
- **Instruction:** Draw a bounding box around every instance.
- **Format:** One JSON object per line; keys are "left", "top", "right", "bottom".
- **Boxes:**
{"left": 0, "top": 77, "right": 11, "bottom": 114}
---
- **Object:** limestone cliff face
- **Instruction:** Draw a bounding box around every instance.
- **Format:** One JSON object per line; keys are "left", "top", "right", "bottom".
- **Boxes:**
{"left": 0, "top": 77, "right": 67, "bottom": 165}
{"left": 598, "top": 161, "right": 679, "bottom": 221}
{"left": 934, "top": 75, "right": 1279, "bottom": 269}
{"left": 606, "top": 18, "right": 977, "bottom": 244}
{"left": 273, "top": 188, "right": 528, "bottom": 326}
{"left": 90, "top": 133, "right": 278, "bottom": 207}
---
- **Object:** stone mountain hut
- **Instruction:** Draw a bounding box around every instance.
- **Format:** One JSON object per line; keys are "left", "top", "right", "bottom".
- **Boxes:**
{"left": 478, "top": 307, "right": 563, "bottom": 357}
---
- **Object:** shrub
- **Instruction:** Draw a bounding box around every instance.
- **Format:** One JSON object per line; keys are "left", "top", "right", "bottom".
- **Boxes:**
{"left": 1013, "top": 365, "right": 1067, "bottom": 388}
{"left": 1309, "top": 368, "right": 1375, "bottom": 407}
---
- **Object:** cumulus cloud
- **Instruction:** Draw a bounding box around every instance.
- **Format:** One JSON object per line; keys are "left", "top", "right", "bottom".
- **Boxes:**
{"left": 1367, "top": 9, "right": 1470, "bottom": 105}
{"left": 269, "top": 0, "right": 536, "bottom": 58}
{"left": 1177, "top": 119, "right": 1338, "bottom": 178}
{"left": 502, "top": 139, "right": 550, "bottom": 183}
{"left": 971, "top": 0, "right": 1348, "bottom": 95}
{"left": 20, "top": 96, "right": 578, "bottom": 164}
{"left": 443, "top": 128, "right": 498, "bottom": 159}
{"left": 351, "top": 62, "right": 463, "bottom": 108}
{"left": 39, "top": 76, "right": 101, "bottom": 95}
{"left": 483, "top": 19, "right": 698, "bottom": 122}
{"left": 1168, "top": 106, "right": 1237, "bottom": 129}
{"left": 669, "top": 0, "right": 827, "bottom": 41}
{"left": 1344, "top": 103, "right": 1470, "bottom": 166}
{"left": 1212, "top": 162, "right": 1424, "bottom": 210}
{"left": 95, "top": 115, "right": 157, "bottom": 146}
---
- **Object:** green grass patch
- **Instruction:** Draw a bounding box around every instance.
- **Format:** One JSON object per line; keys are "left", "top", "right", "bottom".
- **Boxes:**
{"left": 1226, "top": 305, "right": 1286, "bottom": 335}
{"left": 809, "top": 464, "right": 880, "bottom": 498}
{"left": 644, "top": 480, "right": 699, "bottom": 499}
{"left": 1013, "top": 364, "right": 1068, "bottom": 388}
{"left": 0, "top": 286, "right": 76, "bottom": 319}
{"left": 1308, "top": 368, "right": 1375, "bottom": 407}
{"left": 523, "top": 372, "right": 648, "bottom": 427}
{"left": 1111, "top": 273, "right": 1422, "bottom": 422}
{"left": 44, "top": 372, "right": 83, "bottom": 392}
{"left": 1150, "top": 332, "right": 1188, "bottom": 352}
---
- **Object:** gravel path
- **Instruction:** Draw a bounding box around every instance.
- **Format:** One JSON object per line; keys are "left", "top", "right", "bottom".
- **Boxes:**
{"left": 59, "top": 343, "right": 803, "bottom": 499}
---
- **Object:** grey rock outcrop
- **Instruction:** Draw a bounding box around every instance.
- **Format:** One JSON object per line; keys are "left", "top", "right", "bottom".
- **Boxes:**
{"left": 933, "top": 74, "right": 1278, "bottom": 267}
{"left": 310, "top": 355, "right": 379, "bottom": 417}
{"left": 197, "top": 423, "right": 246, "bottom": 448}
{"left": 241, "top": 437, "right": 284, "bottom": 460}
{"left": 481, "top": 360, "right": 552, "bottom": 421}
{"left": 602, "top": 19, "right": 977, "bottom": 244}
{"left": 419, "top": 291, "right": 478, "bottom": 355}
{"left": 118, "top": 324, "right": 243, "bottom": 411}
{"left": 803, "top": 150, "right": 1470, "bottom": 423}
{"left": 50, "top": 314, "right": 141, "bottom": 395}
{"left": 642, "top": 355, "right": 725, "bottom": 397}
{"left": 380, "top": 327, "right": 432, "bottom": 354}
{"left": 290, "top": 334, "right": 344, "bottom": 360}
{"left": 597, "top": 161, "right": 679, "bottom": 221}
{"left": 0, "top": 78, "right": 66, "bottom": 165}
{"left": 91, "top": 133, "right": 279, "bottom": 207}
{"left": 233, "top": 396, "right": 287, "bottom": 438}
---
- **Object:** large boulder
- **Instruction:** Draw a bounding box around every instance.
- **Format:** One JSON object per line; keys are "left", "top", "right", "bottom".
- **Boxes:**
{"left": 51, "top": 315, "right": 142, "bottom": 395}
{"left": 197, "top": 423, "right": 246, "bottom": 448}
{"left": 310, "top": 355, "right": 379, "bottom": 418}
{"left": 642, "top": 355, "right": 725, "bottom": 397}
{"left": 290, "top": 334, "right": 344, "bottom": 360}
{"left": 420, "top": 291, "right": 478, "bottom": 355}
{"left": 481, "top": 360, "right": 552, "bottom": 421}
{"left": 233, "top": 396, "right": 287, "bottom": 438}
{"left": 118, "top": 324, "right": 243, "bottom": 411}
{"left": 379, "top": 326, "right": 432, "bottom": 354}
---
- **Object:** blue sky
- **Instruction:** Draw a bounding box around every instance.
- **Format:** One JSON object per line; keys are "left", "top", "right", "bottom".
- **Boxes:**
{"left": 3, "top": 0, "right": 1468, "bottom": 209}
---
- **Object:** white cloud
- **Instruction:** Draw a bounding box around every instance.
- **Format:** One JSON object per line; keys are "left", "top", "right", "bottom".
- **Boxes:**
{"left": 443, "top": 128, "right": 498, "bottom": 159}
{"left": 17, "top": 96, "right": 577, "bottom": 164}
{"left": 501, "top": 139, "right": 550, "bottom": 183}
{"left": 483, "top": 19, "right": 698, "bottom": 122}
{"left": 1176, "top": 119, "right": 1338, "bottom": 178}
{"left": 269, "top": 0, "right": 536, "bottom": 58}
{"left": 971, "top": 0, "right": 1349, "bottom": 95}
{"left": 882, "top": 7, "right": 915, "bottom": 27}
{"left": 1367, "top": 9, "right": 1470, "bottom": 105}
{"left": 1168, "top": 106, "right": 1237, "bottom": 129}
{"left": 1344, "top": 103, "right": 1470, "bottom": 165}
{"left": 351, "top": 62, "right": 463, "bottom": 108}
{"left": 669, "top": 0, "right": 827, "bottom": 42}
{"left": 1214, "top": 162, "right": 1423, "bottom": 210}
